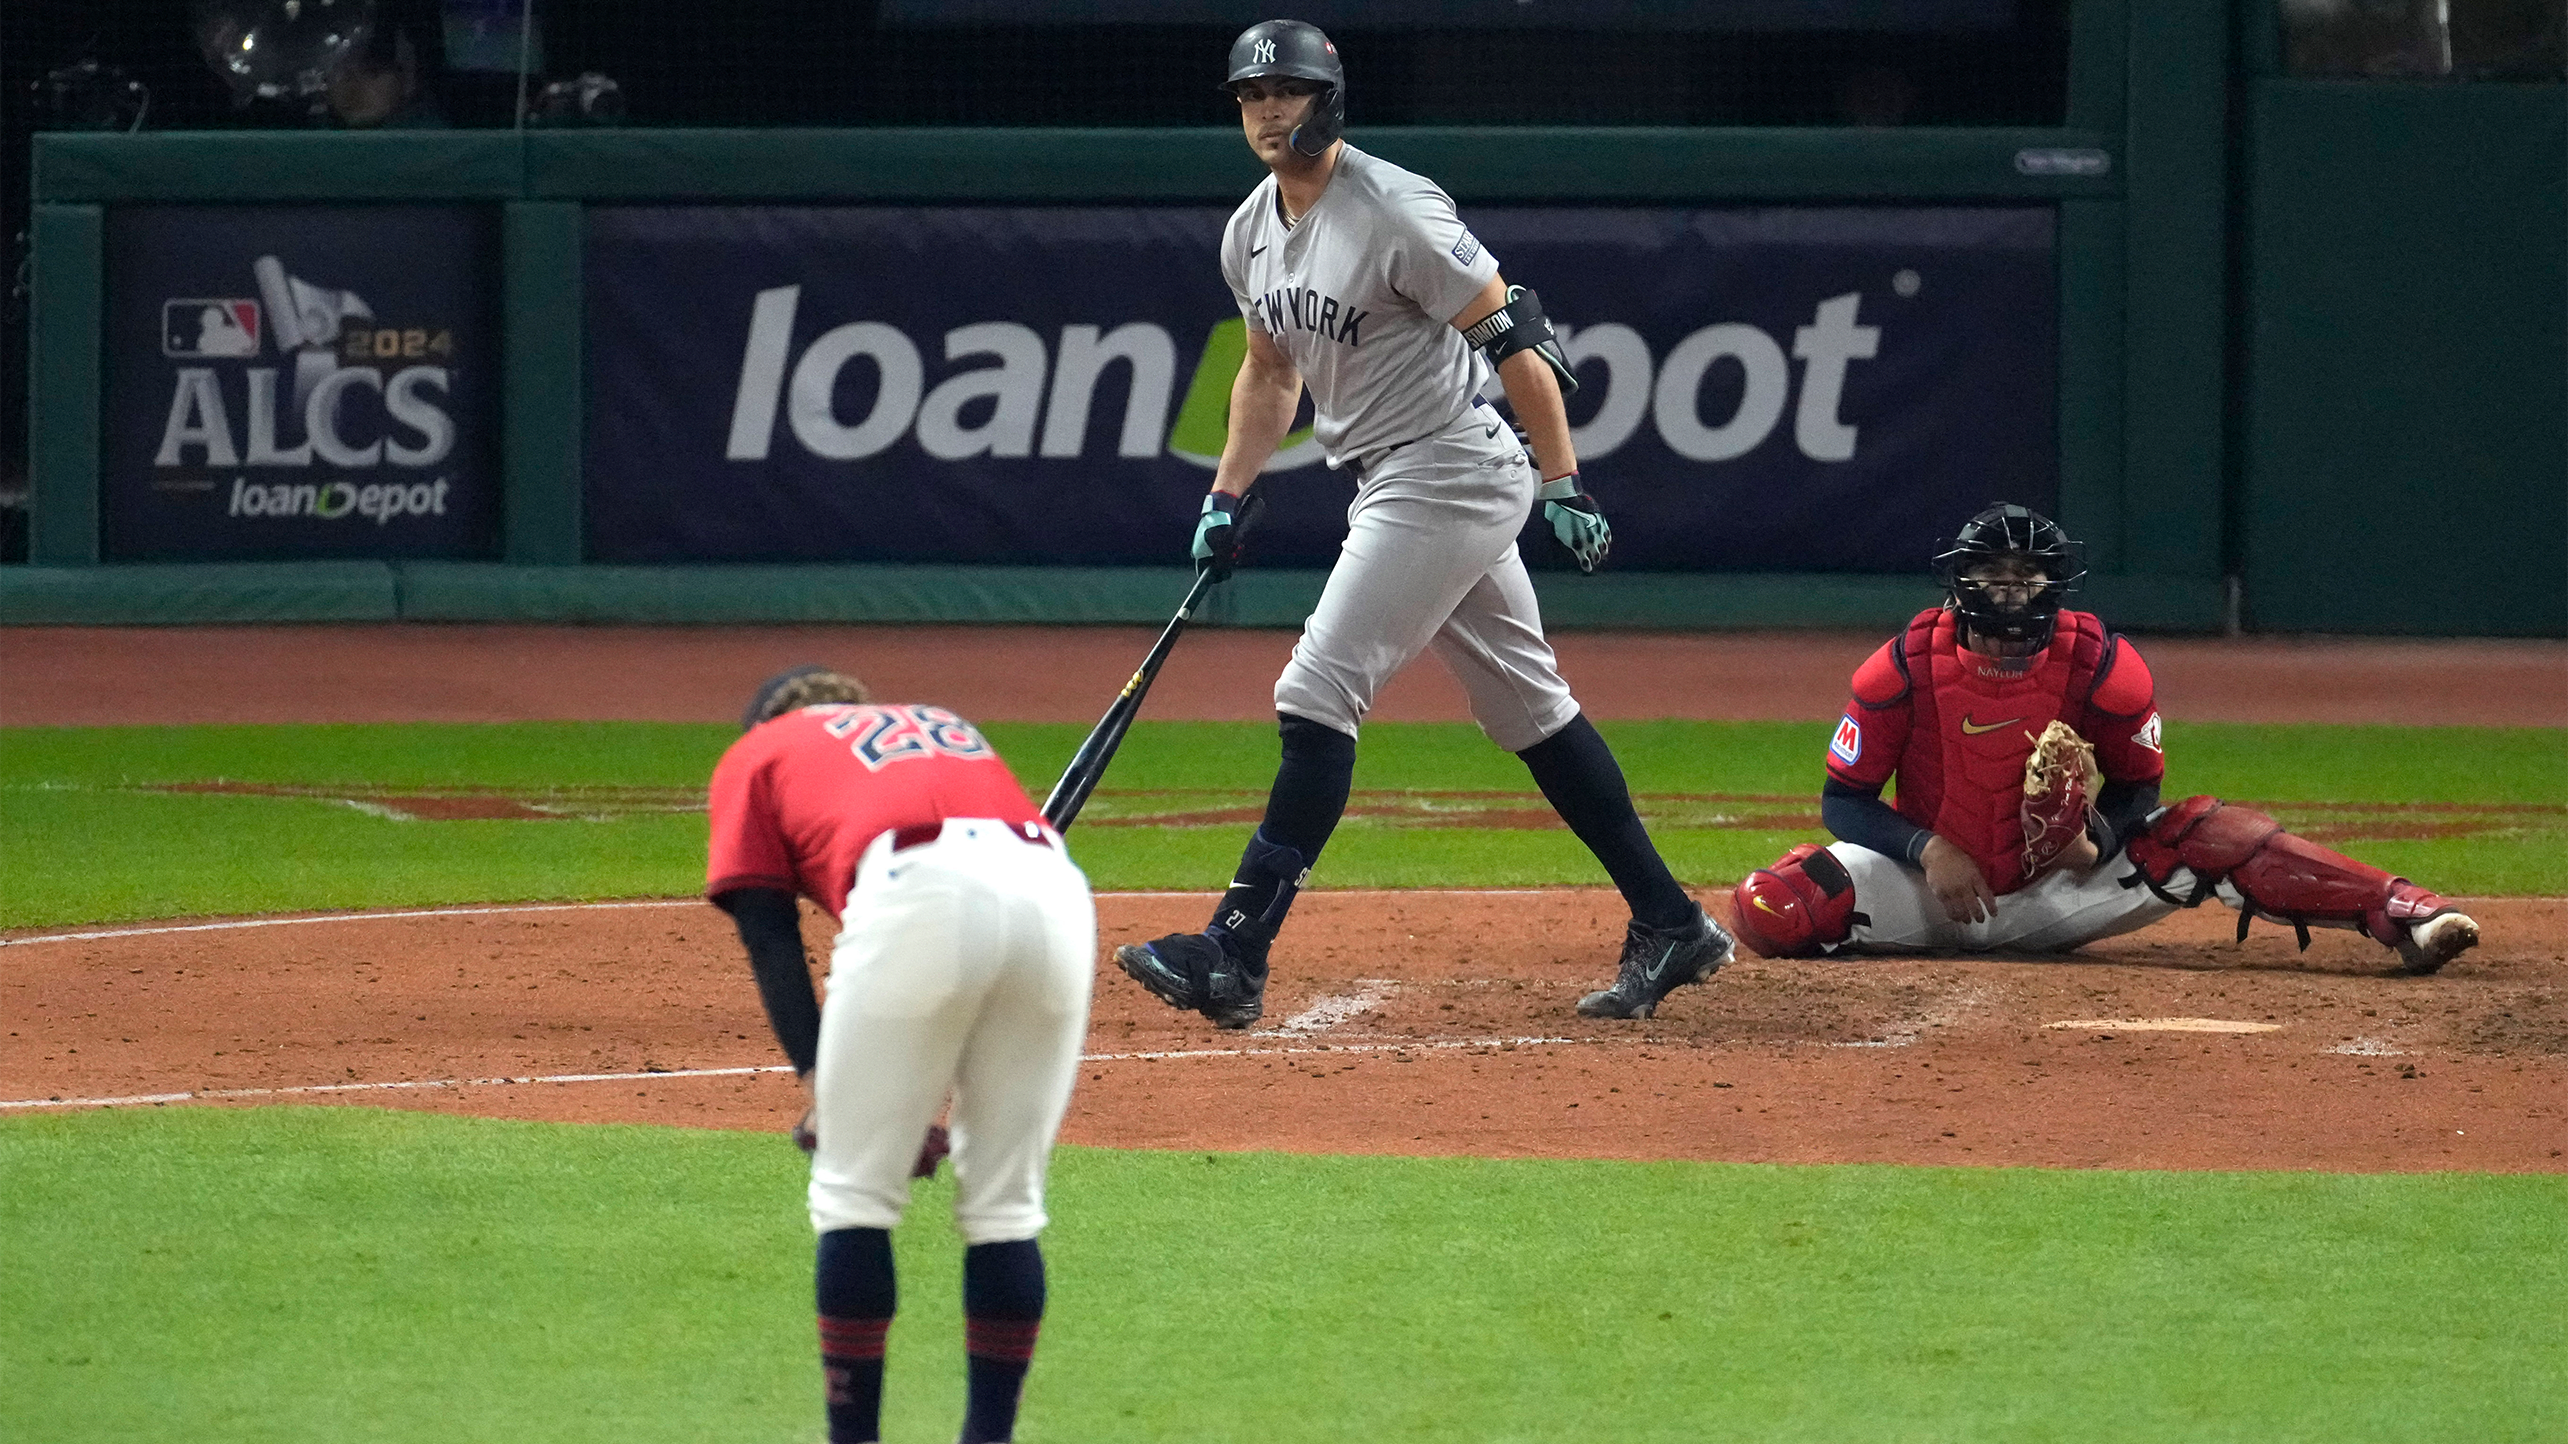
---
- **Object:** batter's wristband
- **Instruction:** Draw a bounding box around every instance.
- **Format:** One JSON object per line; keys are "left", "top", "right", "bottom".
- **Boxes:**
{"left": 1203, "top": 491, "right": 1240, "bottom": 518}
{"left": 1538, "top": 473, "right": 1584, "bottom": 502}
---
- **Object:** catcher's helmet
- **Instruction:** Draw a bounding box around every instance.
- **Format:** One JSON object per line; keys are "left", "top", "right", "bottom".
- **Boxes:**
{"left": 1933, "top": 503, "right": 2086, "bottom": 652}
{"left": 1223, "top": 19, "right": 1344, "bottom": 159}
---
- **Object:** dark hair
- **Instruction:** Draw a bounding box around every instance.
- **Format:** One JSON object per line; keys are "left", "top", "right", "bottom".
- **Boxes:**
{"left": 741, "top": 666, "right": 872, "bottom": 731}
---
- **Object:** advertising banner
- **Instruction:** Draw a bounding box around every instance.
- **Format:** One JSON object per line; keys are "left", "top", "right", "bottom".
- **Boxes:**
{"left": 102, "top": 205, "right": 500, "bottom": 561}
{"left": 585, "top": 204, "right": 2053, "bottom": 572}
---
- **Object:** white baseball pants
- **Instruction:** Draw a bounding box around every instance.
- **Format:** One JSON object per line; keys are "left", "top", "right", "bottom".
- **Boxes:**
{"left": 1825, "top": 841, "right": 2209, "bottom": 953}
{"left": 807, "top": 819, "right": 1094, "bottom": 1244}
{"left": 1274, "top": 402, "right": 1581, "bottom": 753}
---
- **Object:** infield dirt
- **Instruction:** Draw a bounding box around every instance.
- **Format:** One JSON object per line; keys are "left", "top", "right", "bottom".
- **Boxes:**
{"left": 5, "top": 624, "right": 2563, "bottom": 1171}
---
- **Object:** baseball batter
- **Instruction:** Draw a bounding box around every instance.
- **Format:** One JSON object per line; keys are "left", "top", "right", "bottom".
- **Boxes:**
{"left": 1710, "top": 504, "right": 2483, "bottom": 972}
{"left": 707, "top": 666, "right": 1093, "bottom": 1444}
{"left": 1116, "top": 18, "right": 1730, "bottom": 1029}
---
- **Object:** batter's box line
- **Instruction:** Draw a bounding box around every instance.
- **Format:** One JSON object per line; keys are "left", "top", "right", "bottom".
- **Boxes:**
{"left": 0, "top": 1034, "right": 1619, "bottom": 1112}
{"left": 0, "top": 891, "right": 1573, "bottom": 948}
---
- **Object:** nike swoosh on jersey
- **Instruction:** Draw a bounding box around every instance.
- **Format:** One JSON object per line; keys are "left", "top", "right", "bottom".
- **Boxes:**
{"left": 1959, "top": 714, "right": 2026, "bottom": 735}
{"left": 1482, "top": 422, "right": 1501, "bottom": 438}
{"left": 1249, "top": 244, "right": 1268, "bottom": 257}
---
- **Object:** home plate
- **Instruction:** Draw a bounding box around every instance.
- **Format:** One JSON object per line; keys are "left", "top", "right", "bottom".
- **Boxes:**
{"left": 2044, "top": 1017, "right": 2283, "bottom": 1034}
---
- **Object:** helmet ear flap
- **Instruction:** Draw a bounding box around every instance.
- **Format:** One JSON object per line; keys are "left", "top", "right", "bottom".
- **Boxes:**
{"left": 1290, "top": 82, "right": 1345, "bottom": 156}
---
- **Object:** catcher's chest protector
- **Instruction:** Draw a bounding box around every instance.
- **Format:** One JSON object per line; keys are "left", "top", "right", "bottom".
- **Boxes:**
{"left": 1906, "top": 609, "right": 2106, "bottom": 895}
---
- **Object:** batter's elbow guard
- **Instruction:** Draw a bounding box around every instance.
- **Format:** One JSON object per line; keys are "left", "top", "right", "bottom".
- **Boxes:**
{"left": 1729, "top": 843, "right": 1863, "bottom": 958}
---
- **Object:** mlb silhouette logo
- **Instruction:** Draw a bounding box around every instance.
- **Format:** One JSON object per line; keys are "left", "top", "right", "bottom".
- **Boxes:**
{"left": 163, "top": 299, "right": 263, "bottom": 358}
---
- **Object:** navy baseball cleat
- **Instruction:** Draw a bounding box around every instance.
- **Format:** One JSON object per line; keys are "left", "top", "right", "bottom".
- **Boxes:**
{"left": 1114, "top": 931, "right": 1269, "bottom": 1029}
{"left": 1575, "top": 905, "right": 1733, "bottom": 1020}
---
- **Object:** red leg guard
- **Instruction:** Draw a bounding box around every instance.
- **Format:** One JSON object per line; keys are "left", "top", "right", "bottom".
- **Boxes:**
{"left": 2124, "top": 796, "right": 2452, "bottom": 952}
{"left": 1730, "top": 843, "right": 1862, "bottom": 958}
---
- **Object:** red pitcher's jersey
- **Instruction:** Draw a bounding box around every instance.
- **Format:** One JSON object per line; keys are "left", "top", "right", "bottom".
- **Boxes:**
{"left": 706, "top": 703, "right": 1043, "bottom": 916}
{"left": 1825, "top": 607, "right": 2166, "bottom": 895}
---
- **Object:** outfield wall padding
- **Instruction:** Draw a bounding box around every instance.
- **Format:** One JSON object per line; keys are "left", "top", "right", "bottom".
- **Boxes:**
{"left": 0, "top": 562, "right": 2227, "bottom": 634}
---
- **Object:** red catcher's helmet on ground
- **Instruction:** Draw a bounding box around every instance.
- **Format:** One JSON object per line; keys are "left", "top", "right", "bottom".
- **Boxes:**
{"left": 1223, "top": 19, "right": 1345, "bottom": 158}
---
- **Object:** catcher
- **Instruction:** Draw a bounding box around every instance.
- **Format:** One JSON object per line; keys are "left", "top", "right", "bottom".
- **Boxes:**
{"left": 1700, "top": 503, "right": 2481, "bottom": 973}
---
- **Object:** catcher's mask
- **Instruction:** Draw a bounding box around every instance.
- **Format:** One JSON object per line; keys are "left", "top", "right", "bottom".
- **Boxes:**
{"left": 741, "top": 665, "right": 871, "bottom": 732}
{"left": 1933, "top": 503, "right": 2086, "bottom": 653}
{"left": 1223, "top": 19, "right": 1344, "bottom": 159}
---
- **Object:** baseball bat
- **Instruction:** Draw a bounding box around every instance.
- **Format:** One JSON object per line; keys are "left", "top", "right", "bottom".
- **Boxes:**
{"left": 1041, "top": 491, "right": 1262, "bottom": 832}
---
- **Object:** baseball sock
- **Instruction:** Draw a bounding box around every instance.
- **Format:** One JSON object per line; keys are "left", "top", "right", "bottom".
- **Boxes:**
{"left": 1207, "top": 712, "right": 1354, "bottom": 947}
{"left": 960, "top": 1238, "right": 1046, "bottom": 1444}
{"left": 1517, "top": 713, "right": 1695, "bottom": 931}
{"left": 816, "top": 1227, "right": 896, "bottom": 1444}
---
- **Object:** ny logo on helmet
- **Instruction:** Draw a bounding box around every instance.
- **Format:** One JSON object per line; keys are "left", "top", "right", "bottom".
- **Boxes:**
{"left": 1253, "top": 38, "right": 1276, "bottom": 63}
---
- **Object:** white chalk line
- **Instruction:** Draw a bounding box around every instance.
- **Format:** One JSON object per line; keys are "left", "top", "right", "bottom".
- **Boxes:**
{"left": 0, "top": 891, "right": 1560, "bottom": 949}
{"left": 0, "top": 900, "right": 701, "bottom": 947}
{"left": 1, "top": 1034, "right": 1596, "bottom": 1112}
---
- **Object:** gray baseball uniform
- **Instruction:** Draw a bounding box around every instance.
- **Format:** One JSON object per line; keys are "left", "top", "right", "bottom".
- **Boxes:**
{"left": 1221, "top": 145, "right": 1578, "bottom": 750}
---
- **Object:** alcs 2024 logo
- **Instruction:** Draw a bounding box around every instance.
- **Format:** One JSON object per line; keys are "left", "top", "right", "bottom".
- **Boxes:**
{"left": 151, "top": 255, "right": 463, "bottom": 526}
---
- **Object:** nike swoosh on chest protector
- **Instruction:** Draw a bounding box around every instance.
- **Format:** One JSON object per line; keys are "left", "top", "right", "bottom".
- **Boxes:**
{"left": 1959, "top": 714, "right": 2025, "bottom": 735}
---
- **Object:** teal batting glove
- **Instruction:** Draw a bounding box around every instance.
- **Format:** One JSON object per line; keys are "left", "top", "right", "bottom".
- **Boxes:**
{"left": 1191, "top": 491, "right": 1242, "bottom": 580}
{"left": 1540, "top": 473, "right": 1611, "bottom": 573}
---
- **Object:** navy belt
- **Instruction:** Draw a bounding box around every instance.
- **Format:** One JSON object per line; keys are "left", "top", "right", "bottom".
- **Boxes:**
{"left": 1353, "top": 396, "right": 1493, "bottom": 481}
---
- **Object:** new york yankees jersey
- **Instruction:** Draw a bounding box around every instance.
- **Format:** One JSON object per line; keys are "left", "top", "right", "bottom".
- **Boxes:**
{"left": 1220, "top": 145, "right": 1501, "bottom": 466}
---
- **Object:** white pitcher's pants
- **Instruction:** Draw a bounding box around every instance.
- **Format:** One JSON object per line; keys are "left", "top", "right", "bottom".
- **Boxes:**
{"left": 807, "top": 819, "right": 1094, "bottom": 1244}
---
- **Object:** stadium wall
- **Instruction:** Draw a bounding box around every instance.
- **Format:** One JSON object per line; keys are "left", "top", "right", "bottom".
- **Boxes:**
{"left": 25, "top": 124, "right": 2227, "bottom": 631}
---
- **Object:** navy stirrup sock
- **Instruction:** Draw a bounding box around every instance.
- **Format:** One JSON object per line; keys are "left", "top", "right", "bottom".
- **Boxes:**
{"left": 1209, "top": 712, "right": 1354, "bottom": 946}
{"left": 1517, "top": 713, "right": 1694, "bottom": 930}
{"left": 960, "top": 1238, "right": 1047, "bottom": 1444}
{"left": 816, "top": 1228, "right": 896, "bottom": 1444}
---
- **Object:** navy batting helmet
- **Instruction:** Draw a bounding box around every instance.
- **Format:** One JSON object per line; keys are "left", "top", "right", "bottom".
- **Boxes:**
{"left": 1223, "top": 19, "right": 1344, "bottom": 159}
{"left": 1933, "top": 503, "right": 2086, "bottom": 652}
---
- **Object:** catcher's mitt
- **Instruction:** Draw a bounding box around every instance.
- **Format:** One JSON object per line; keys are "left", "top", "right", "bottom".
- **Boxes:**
{"left": 2021, "top": 719, "right": 2102, "bottom": 877}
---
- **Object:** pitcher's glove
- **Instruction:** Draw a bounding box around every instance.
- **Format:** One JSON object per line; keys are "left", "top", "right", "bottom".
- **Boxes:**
{"left": 1539, "top": 473, "right": 1611, "bottom": 573}
{"left": 912, "top": 1123, "right": 951, "bottom": 1179}
{"left": 2021, "top": 720, "right": 2102, "bottom": 877}
{"left": 793, "top": 1111, "right": 951, "bottom": 1179}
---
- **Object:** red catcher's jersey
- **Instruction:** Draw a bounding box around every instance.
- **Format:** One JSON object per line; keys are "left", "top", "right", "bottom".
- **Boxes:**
{"left": 706, "top": 703, "right": 1043, "bottom": 916}
{"left": 1825, "top": 607, "right": 2166, "bottom": 895}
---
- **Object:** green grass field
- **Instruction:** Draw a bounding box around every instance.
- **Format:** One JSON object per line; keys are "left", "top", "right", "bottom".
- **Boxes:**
{"left": 4, "top": 718, "right": 2565, "bottom": 1441}
{"left": 3, "top": 720, "right": 2561, "bottom": 930}
{"left": 6, "top": 1108, "right": 2563, "bottom": 1444}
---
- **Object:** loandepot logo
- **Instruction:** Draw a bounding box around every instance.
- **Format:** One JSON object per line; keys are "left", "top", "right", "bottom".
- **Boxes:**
{"left": 725, "top": 285, "right": 1320, "bottom": 474}
{"left": 725, "top": 285, "right": 1879, "bottom": 469}
{"left": 152, "top": 255, "right": 462, "bottom": 524}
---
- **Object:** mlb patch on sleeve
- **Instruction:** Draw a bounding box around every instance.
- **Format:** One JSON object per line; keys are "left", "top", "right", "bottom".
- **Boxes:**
{"left": 1830, "top": 714, "right": 1863, "bottom": 765}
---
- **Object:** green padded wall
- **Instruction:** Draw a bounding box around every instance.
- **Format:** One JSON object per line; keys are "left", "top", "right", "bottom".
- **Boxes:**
{"left": 2243, "top": 80, "right": 2568, "bottom": 636}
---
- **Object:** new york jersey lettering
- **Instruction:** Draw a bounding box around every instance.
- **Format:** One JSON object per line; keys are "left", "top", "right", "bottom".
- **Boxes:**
{"left": 1257, "top": 285, "right": 1368, "bottom": 347}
